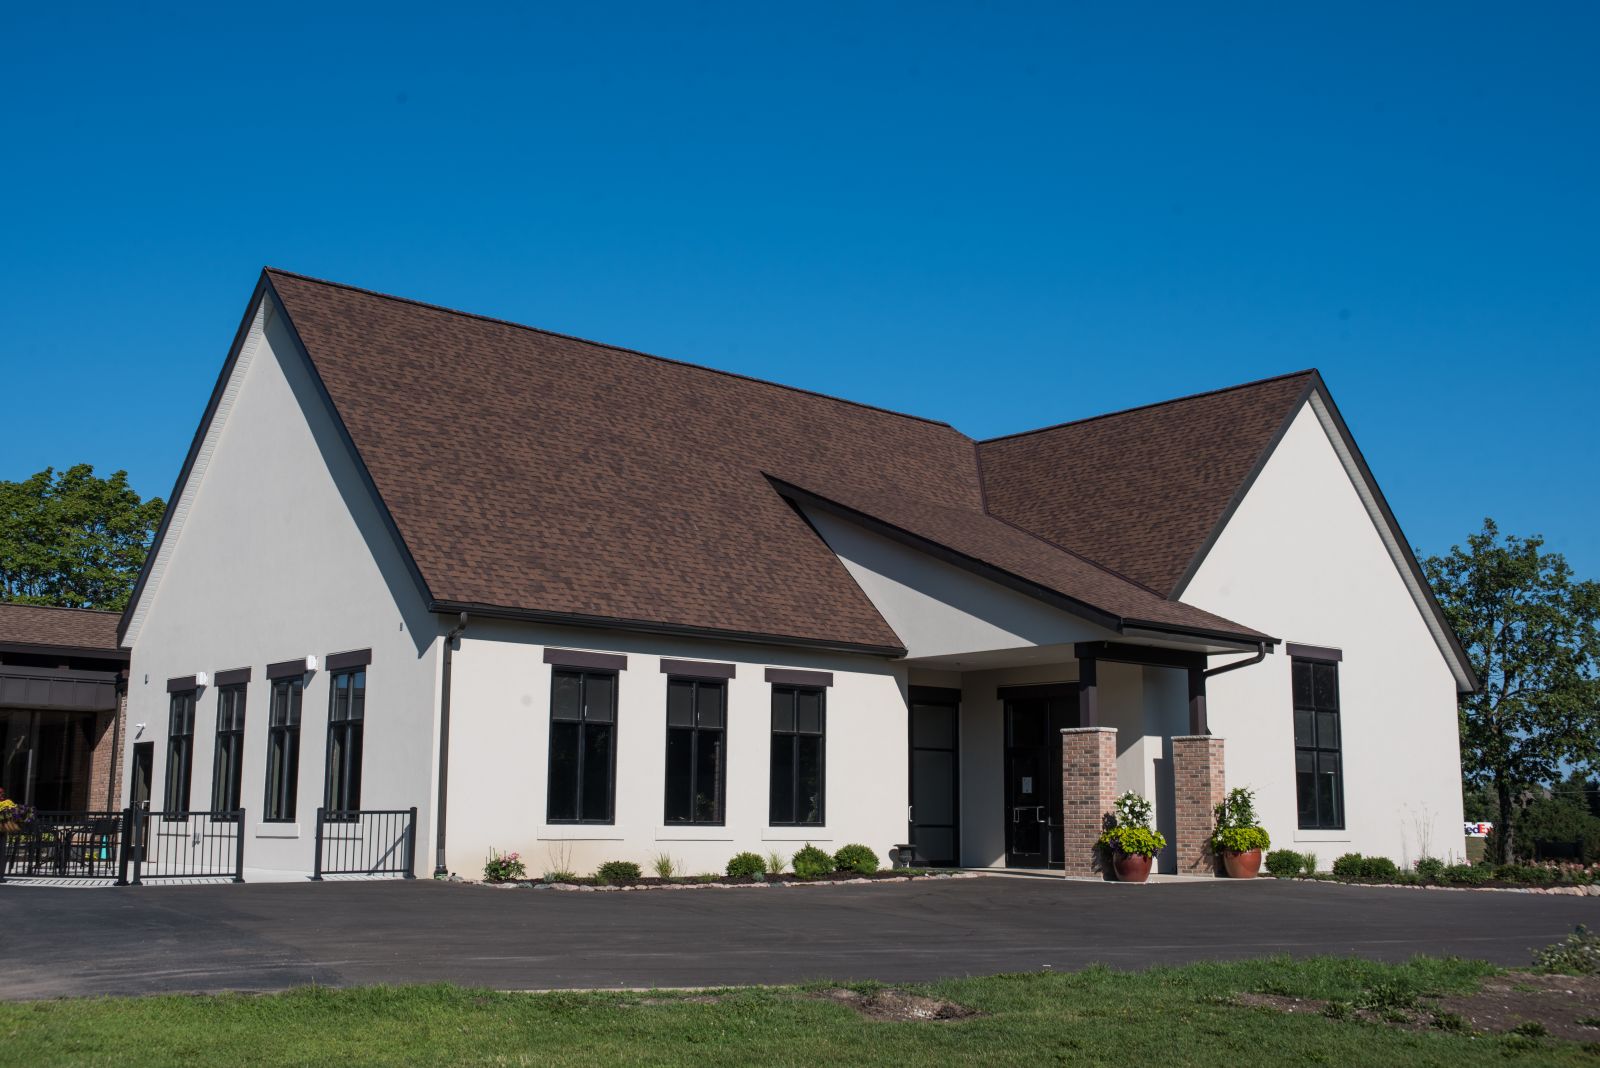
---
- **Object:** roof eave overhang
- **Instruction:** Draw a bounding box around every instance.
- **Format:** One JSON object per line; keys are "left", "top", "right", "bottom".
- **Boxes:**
{"left": 768, "top": 477, "right": 1273, "bottom": 653}
{"left": 429, "top": 600, "right": 907, "bottom": 659}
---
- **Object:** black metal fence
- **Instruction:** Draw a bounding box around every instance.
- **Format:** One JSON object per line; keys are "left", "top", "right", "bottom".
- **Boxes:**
{"left": 0, "top": 810, "right": 126, "bottom": 881}
{"left": 313, "top": 807, "right": 417, "bottom": 879}
{"left": 126, "top": 808, "right": 245, "bottom": 884}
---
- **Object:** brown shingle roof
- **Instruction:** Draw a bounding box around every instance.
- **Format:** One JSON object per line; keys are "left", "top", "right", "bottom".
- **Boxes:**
{"left": 978, "top": 372, "right": 1317, "bottom": 596}
{"left": 0, "top": 603, "right": 124, "bottom": 653}
{"left": 259, "top": 269, "right": 1277, "bottom": 650}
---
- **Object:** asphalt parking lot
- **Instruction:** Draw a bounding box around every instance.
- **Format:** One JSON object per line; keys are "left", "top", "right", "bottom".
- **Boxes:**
{"left": 2, "top": 875, "right": 1591, "bottom": 999}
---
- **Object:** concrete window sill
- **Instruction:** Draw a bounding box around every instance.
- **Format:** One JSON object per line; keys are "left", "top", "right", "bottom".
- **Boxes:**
{"left": 654, "top": 827, "right": 735, "bottom": 841}
{"left": 537, "top": 828, "right": 625, "bottom": 841}
{"left": 762, "top": 830, "right": 831, "bottom": 842}
{"left": 256, "top": 824, "right": 300, "bottom": 839}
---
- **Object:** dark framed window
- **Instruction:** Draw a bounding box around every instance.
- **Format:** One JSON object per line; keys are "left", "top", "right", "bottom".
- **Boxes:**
{"left": 264, "top": 676, "right": 303, "bottom": 822}
{"left": 324, "top": 668, "right": 366, "bottom": 814}
{"left": 547, "top": 669, "right": 616, "bottom": 823}
{"left": 1292, "top": 657, "right": 1344, "bottom": 830}
{"left": 164, "top": 690, "right": 196, "bottom": 813}
{"left": 769, "top": 685, "right": 824, "bottom": 825}
{"left": 664, "top": 678, "right": 725, "bottom": 824}
{"left": 211, "top": 685, "right": 247, "bottom": 815}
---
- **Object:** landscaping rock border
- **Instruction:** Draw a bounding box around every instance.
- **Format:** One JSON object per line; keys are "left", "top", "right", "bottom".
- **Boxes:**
{"left": 475, "top": 871, "right": 982, "bottom": 892}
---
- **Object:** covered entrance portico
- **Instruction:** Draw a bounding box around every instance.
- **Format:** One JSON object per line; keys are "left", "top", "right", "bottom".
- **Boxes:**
{"left": 905, "top": 635, "right": 1266, "bottom": 876}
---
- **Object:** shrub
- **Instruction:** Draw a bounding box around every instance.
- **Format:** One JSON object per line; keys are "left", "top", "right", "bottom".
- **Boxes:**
{"left": 483, "top": 849, "right": 526, "bottom": 883}
{"left": 1362, "top": 856, "right": 1399, "bottom": 881}
{"left": 1439, "top": 862, "right": 1491, "bottom": 886}
{"left": 651, "top": 852, "right": 678, "bottom": 879}
{"left": 543, "top": 869, "right": 578, "bottom": 884}
{"left": 1265, "top": 850, "right": 1305, "bottom": 878}
{"left": 765, "top": 850, "right": 787, "bottom": 875}
{"left": 1495, "top": 863, "right": 1558, "bottom": 886}
{"left": 1415, "top": 856, "right": 1445, "bottom": 880}
{"left": 726, "top": 852, "right": 767, "bottom": 879}
{"left": 1331, "top": 853, "right": 1366, "bottom": 879}
{"left": 595, "top": 860, "right": 642, "bottom": 885}
{"left": 834, "top": 843, "right": 880, "bottom": 874}
{"left": 791, "top": 843, "right": 836, "bottom": 878}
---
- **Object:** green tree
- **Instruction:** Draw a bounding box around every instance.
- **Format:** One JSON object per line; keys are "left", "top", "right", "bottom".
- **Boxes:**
{"left": 0, "top": 465, "right": 165, "bottom": 612}
{"left": 1423, "top": 519, "right": 1600, "bottom": 863}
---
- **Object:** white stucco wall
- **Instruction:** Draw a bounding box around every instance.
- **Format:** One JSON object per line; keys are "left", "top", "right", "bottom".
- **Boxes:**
{"left": 444, "top": 620, "right": 908, "bottom": 878}
{"left": 1181, "top": 401, "right": 1467, "bottom": 867}
{"left": 123, "top": 297, "right": 443, "bottom": 876}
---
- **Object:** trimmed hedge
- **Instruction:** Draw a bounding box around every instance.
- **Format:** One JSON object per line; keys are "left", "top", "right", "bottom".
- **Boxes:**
{"left": 1265, "top": 850, "right": 1305, "bottom": 878}
{"left": 833, "top": 844, "right": 880, "bottom": 875}
{"left": 726, "top": 852, "right": 766, "bottom": 879}
{"left": 791, "top": 843, "right": 836, "bottom": 878}
{"left": 595, "top": 860, "right": 642, "bottom": 884}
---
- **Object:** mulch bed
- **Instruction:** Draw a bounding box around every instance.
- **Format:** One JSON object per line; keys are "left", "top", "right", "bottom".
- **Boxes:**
{"left": 1236, "top": 971, "right": 1600, "bottom": 1043}
{"left": 479, "top": 871, "right": 977, "bottom": 891}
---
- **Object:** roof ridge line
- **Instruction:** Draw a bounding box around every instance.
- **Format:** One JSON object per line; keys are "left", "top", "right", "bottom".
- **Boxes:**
{"left": 262, "top": 267, "right": 963, "bottom": 432}
{"left": 978, "top": 368, "right": 1321, "bottom": 445}
{"left": 0, "top": 601, "right": 121, "bottom": 617}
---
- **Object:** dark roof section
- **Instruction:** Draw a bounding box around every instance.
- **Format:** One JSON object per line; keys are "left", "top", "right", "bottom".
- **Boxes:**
{"left": 978, "top": 371, "right": 1319, "bottom": 596}
{"left": 0, "top": 603, "right": 127, "bottom": 657}
{"left": 258, "top": 268, "right": 1271, "bottom": 651}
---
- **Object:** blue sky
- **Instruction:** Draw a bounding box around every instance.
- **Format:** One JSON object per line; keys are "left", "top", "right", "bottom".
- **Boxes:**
{"left": 3, "top": 3, "right": 1595, "bottom": 575}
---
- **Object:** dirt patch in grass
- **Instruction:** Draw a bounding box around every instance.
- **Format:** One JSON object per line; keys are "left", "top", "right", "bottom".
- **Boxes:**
{"left": 814, "top": 987, "right": 980, "bottom": 1022}
{"left": 1237, "top": 972, "right": 1600, "bottom": 1043}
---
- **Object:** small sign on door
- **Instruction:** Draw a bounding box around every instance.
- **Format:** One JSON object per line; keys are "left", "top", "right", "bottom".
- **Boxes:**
{"left": 1021, "top": 776, "right": 1033, "bottom": 794}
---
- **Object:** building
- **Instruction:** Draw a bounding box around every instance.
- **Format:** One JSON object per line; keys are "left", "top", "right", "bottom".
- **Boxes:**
{"left": 116, "top": 269, "right": 1476, "bottom": 880}
{"left": 1, "top": 604, "right": 128, "bottom": 813}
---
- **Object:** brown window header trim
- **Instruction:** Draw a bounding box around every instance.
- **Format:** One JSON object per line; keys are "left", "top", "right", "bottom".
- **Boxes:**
{"left": 326, "top": 648, "right": 373, "bottom": 672}
{"left": 765, "top": 667, "right": 833, "bottom": 688}
{"left": 660, "top": 658, "right": 736, "bottom": 680}
{"left": 267, "top": 658, "right": 307, "bottom": 680}
{"left": 166, "top": 675, "right": 198, "bottom": 693}
{"left": 214, "top": 667, "right": 251, "bottom": 687}
{"left": 1286, "top": 643, "right": 1343, "bottom": 663}
{"left": 544, "top": 648, "right": 628, "bottom": 672}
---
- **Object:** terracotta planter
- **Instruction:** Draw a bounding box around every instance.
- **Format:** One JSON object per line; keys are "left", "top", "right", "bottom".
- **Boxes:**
{"left": 0, "top": 820, "right": 18, "bottom": 834}
{"left": 1112, "top": 849, "right": 1153, "bottom": 883}
{"left": 1222, "top": 848, "right": 1262, "bottom": 879}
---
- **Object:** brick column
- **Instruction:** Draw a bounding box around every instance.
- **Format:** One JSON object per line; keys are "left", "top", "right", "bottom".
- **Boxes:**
{"left": 1061, "top": 727, "right": 1117, "bottom": 877}
{"left": 1172, "top": 735, "right": 1225, "bottom": 876}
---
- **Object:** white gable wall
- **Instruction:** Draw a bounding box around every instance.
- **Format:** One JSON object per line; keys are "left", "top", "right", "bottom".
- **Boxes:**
{"left": 124, "top": 296, "right": 444, "bottom": 876}
{"left": 1182, "top": 402, "right": 1466, "bottom": 866}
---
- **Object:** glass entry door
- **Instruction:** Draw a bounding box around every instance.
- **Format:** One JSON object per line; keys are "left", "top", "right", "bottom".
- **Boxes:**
{"left": 908, "top": 691, "right": 960, "bottom": 866}
{"left": 1003, "top": 691, "right": 1078, "bottom": 868}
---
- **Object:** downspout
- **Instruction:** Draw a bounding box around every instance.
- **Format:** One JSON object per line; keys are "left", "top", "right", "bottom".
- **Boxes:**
{"left": 433, "top": 612, "right": 468, "bottom": 877}
{"left": 1186, "top": 641, "right": 1268, "bottom": 736}
{"left": 1203, "top": 641, "right": 1267, "bottom": 678}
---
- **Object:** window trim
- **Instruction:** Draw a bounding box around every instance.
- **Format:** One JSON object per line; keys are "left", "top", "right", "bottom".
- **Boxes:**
{"left": 322, "top": 666, "right": 366, "bottom": 817}
{"left": 545, "top": 668, "right": 619, "bottom": 825}
{"left": 662, "top": 676, "right": 727, "bottom": 826}
{"left": 1291, "top": 652, "right": 1345, "bottom": 831}
{"left": 211, "top": 682, "right": 247, "bottom": 818}
{"left": 263, "top": 674, "right": 303, "bottom": 823}
{"left": 768, "top": 684, "right": 826, "bottom": 827}
{"left": 163, "top": 689, "right": 197, "bottom": 814}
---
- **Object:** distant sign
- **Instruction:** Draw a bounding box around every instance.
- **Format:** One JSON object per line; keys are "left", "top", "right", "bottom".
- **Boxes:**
{"left": 1464, "top": 821, "right": 1493, "bottom": 838}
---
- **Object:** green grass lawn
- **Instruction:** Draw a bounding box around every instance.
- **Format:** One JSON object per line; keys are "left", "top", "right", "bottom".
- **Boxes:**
{"left": 0, "top": 956, "right": 1591, "bottom": 1067}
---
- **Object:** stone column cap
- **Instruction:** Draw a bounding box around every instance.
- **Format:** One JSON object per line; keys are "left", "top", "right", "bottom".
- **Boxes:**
{"left": 1060, "top": 726, "right": 1117, "bottom": 734}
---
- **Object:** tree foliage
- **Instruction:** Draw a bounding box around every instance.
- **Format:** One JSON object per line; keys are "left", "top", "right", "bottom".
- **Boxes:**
{"left": 1423, "top": 518, "right": 1600, "bottom": 863}
{"left": 0, "top": 465, "right": 165, "bottom": 612}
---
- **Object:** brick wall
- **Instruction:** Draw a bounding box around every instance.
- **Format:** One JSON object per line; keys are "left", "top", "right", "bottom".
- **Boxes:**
{"left": 1061, "top": 727, "right": 1117, "bottom": 878}
{"left": 1172, "top": 735, "right": 1225, "bottom": 876}
{"left": 85, "top": 693, "right": 127, "bottom": 811}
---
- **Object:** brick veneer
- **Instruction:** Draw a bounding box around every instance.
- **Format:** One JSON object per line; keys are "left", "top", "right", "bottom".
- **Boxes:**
{"left": 85, "top": 693, "right": 127, "bottom": 811}
{"left": 1061, "top": 727, "right": 1118, "bottom": 877}
{"left": 1172, "top": 735, "right": 1225, "bottom": 876}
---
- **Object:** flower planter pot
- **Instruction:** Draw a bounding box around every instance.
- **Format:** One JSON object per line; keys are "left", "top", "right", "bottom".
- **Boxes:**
{"left": 0, "top": 820, "right": 19, "bottom": 833}
{"left": 1111, "top": 849, "right": 1153, "bottom": 883}
{"left": 1221, "top": 848, "right": 1262, "bottom": 879}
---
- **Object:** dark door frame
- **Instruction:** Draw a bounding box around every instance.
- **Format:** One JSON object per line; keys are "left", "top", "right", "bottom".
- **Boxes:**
{"left": 1000, "top": 683, "right": 1079, "bottom": 869}
{"left": 907, "top": 685, "right": 961, "bottom": 867}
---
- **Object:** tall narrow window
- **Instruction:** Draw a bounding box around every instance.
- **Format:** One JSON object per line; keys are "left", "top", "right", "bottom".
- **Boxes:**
{"left": 1292, "top": 656, "right": 1344, "bottom": 829}
{"left": 324, "top": 668, "right": 366, "bottom": 814}
{"left": 547, "top": 669, "right": 616, "bottom": 823}
{"left": 211, "top": 684, "right": 247, "bottom": 815}
{"left": 164, "top": 690, "right": 196, "bottom": 813}
{"left": 664, "top": 678, "right": 725, "bottom": 824}
{"left": 769, "top": 685, "right": 824, "bottom": 825}
{"left": 264, "top": 676, "right": 303, "bottom": 822}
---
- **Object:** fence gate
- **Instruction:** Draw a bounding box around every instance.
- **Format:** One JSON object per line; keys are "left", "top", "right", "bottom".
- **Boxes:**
{"left": 126, "top": 809, "right": 245, "bottom": 884}
{"left": 313, "top": 808, "right": 417, "bottom": 879}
